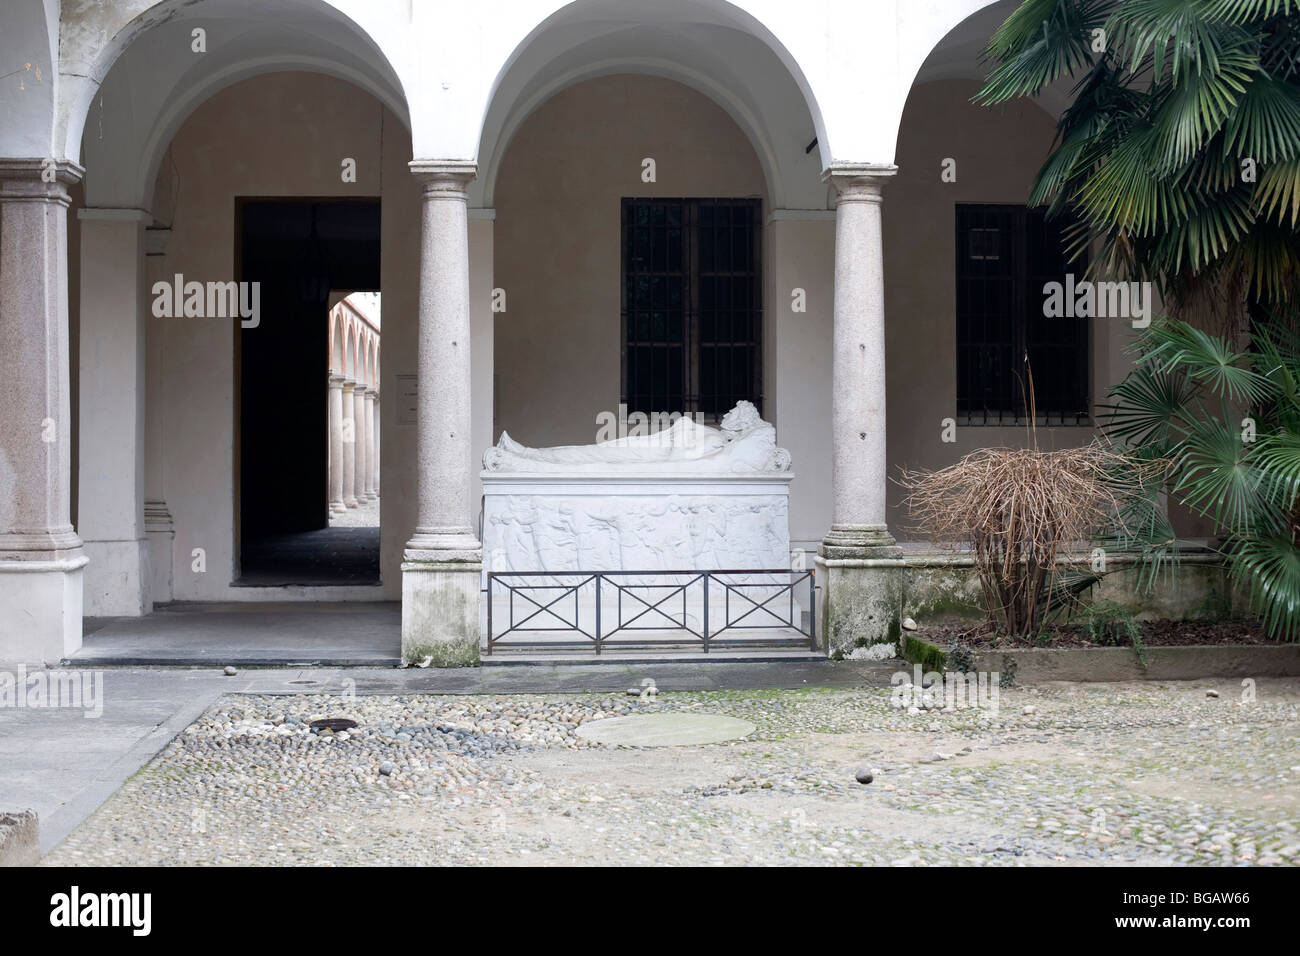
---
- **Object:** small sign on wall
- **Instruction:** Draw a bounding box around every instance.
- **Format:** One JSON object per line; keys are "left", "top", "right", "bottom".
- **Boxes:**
{"left": 396, "top": 374, "right": 418, "bottom": 424}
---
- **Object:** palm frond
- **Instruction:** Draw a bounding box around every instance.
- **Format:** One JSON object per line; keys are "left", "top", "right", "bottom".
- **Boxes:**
{"left": 1254, "top": 156, "right": 1300, "bottom": 227}
{"left": 1204, "top": 0, "right": 1298, "bottom": 25}
{"left": 1228, "top": 532, "right": 1300, "bottom": 640}
{"left": 1100, "top": 359, "right": 1192, "bottom": 446}
{"left": 1146, "top": 320, "right": 1273, "bottom": 402}
{"left": 1170, "top": 411, "right": 1264, "bottom": 532}
{"left": 1149, "top": 34, "right": 1256, "bottom": 170}
{"left": 1222, "top": 73, "right": 1300, "bottom": 165}
{"left": 978, "top": 0, "right": 1113, "bottom": 103}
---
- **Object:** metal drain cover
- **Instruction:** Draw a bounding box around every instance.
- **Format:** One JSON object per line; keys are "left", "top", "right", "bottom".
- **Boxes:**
{"left": 310, "top": 718, "right": 358, "bottom": 733}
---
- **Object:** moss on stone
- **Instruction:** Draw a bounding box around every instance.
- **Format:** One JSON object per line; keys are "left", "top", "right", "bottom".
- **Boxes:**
{"left": 403, "top": 635, "right": 480, "bottom": 668}
{"left": 901, "top": 633, "right": 948, "bottom": 672}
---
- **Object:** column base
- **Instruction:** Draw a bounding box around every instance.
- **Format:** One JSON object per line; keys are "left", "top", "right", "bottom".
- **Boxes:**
{"left": 329, "top": 500, "right": 347, "bottom": 514}
{"left": 83, "top": 538, "right": 152, "bottom": 617}
{"left": 145, "top": 501, "right": 175, "bottom": 604}
{"left": 819, "top": 524, "right": 899, "bottom": 558}
{"left": 401, "top": 553, "right": 482, "bottom": 667}
{"left": 0, "top": 556, "right": 87, "bottom": 664}
{"left": 816, "top": 528, "right": 904, "bottom": 656}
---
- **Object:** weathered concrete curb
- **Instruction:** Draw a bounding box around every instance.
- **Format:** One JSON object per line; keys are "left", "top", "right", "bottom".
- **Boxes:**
{"left": 0, "top": 810, "right": 40, "bottom": 867}
{"left": 903, "top": 635, "right": 1300, "bottom": 682}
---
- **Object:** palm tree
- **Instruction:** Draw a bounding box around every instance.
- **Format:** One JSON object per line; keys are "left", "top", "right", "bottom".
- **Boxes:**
{"left": 979, "top": 1, "right": 1300, "bottom": 639}
{"left": 977, "top": 0, "right": 1300, "bottom": 324}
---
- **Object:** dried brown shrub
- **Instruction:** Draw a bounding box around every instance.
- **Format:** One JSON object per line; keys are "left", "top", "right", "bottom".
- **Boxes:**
{"left": 899, "top": 444, "right": 1156, "bottom": 637}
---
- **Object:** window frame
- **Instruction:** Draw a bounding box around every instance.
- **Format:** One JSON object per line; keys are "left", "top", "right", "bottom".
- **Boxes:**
{"left": 619, "top": 196, "right": 763, "bottom": 421}
{"left": 954, "top": 202, "right": 1091, "bottom": 427}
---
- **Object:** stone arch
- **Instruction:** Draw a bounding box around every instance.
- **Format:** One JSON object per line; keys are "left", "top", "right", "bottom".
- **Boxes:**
{"left": 894, "top": 0, "right": 1073, "bottom": 160}
{"left": 62, "top": 0, "right": 409, "bottom": 209}
{"left": 474, "top": 0, "right": 829, "bottom": 210}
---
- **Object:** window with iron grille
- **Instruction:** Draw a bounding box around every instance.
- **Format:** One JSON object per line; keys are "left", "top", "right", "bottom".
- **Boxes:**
{"left": 956, "top": 203, "right": 1090, "bottom": 425}
{"left": 621, "top": 198, "right": 762, "bottom": 419}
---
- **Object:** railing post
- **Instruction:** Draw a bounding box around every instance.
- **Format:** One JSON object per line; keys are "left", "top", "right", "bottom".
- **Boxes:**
{"left": 595, "top": 573, "right": 602, "bottom": 655}
{"left": 702, "top": 572, "right": 710, "bottom": 653}
{"left": 486, "top": 573, "right": 493, "bottom": 655}
{"left": 808, "top": 570, "right": 818, "bottom": 651}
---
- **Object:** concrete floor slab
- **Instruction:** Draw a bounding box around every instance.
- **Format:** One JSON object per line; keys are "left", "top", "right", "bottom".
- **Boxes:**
{"left": 74, "top": 601, "right": 403, "bottom": 666}
{"left": 0, "top": 668, "right": 233, "bottom": 853}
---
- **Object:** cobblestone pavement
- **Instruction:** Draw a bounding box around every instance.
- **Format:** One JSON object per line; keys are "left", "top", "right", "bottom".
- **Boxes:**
{"left": 44, "top": 679, "right": 1300, "bottom": 866}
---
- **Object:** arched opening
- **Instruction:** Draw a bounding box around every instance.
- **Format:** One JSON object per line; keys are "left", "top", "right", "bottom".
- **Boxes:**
{"left": 474, "top": 0, "right": 834, "bottom": 555}
{"left": 67, "top": 0, "right": 413, "bottom": 638}
{"left": 882, "top": 0, "right": 1117, "bottom": 530}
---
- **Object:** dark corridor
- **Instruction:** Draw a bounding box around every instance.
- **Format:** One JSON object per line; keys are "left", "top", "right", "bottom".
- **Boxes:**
{"left": 237, "top": 199, "right": 381, "bottom": 585}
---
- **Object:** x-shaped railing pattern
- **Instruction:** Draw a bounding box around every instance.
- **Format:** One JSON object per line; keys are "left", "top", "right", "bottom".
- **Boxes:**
{"left": 486, "top": 569, "right": 816, "bottom": 654}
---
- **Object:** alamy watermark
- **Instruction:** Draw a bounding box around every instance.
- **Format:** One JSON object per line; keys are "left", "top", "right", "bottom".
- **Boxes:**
{"left": 595, "top": 404, "right": 707, "bottom": 447}
{"left": 151, "top": 273, "right": 260, "bottom": 328}
{"left": 0, "top": 665, "right": 103, "bottom": 718}
{"left": 890, "top": 664, "right": 1000, "bottom": 716}
{"left": 1042, "top": 274, "right": 1152, "bottom": 328}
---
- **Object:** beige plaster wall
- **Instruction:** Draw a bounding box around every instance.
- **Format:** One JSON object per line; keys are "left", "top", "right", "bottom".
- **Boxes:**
{"left": 141, "top": 71, "right": 418, "bottom": 599}
{"left": 492, "top": 74, "right": 768, "bottom": 449}
{"left": 884, "top": 79, "right": 1129, "bottom": 531}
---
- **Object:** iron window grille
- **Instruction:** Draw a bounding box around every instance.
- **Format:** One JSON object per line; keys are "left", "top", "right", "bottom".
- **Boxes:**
{"left": 621, "top": 197, "right": 763, "bottom": 421}
{"left": 955, "top": 203, "right": 1090, "bottom": 426}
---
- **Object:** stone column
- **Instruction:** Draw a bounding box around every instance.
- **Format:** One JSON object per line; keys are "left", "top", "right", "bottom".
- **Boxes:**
{"left": 368, "top": 389, "right": 380, "bottom": 499}
{"left": 402, "top": 160, "right": 481, "bottom": 666}
{"left": 341, "top": 380, "right": 358, "bottom": 508}
{"left": 815, "top": 164, "right": 903, "bottom": 652}
{"left": 78, "top": 207, "right": 152, "bottom": 617}
{"left": 0, "top": 159, "right": 87, "bottom": 663}
{"left": 364, "top": 390, "right": 379, "bottom": 502}
{"left": 327, "top": 373, "right": 346, "bottom": 513}
{"left": 354, "top": 385, "right": 370, "bottom": 506}
{"left": 143, "top": 226, "right": 175, "bottom": 602}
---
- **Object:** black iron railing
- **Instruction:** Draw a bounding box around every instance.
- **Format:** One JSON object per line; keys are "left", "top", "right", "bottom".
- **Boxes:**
{"left": 486, "top": 569, "right": 816, "bottom": 655}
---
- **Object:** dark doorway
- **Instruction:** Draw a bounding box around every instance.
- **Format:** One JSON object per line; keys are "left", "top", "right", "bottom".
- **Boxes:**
{"left": 236, "top": 199, "right": 381, "bottom": 585}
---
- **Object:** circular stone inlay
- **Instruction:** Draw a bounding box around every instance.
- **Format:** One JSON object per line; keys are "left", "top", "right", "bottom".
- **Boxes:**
{"left": 576, "top": 713, "right": 755, "bottom": 747}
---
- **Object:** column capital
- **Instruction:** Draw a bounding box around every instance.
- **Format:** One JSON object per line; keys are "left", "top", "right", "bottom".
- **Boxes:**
{"left": 0, "top": 158, "right": 85, "bottom": 204}
{"left": 821, "top": 163, "right": 897, "bottom": 203}
{"left": 328, "top": 373, "right": 346, "bottom": 387}
{"left": 409, "top": 160, "right": 476, "bottom": 198}
{"left": 341, "top": 379, "right": 356, "bottom": 392}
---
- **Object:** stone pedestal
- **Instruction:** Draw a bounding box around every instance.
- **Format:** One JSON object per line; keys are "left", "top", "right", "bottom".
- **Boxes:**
{"left": 0, "top": 159, "right": 87, "bottom": 663}
{"left": 402, "top": 160, "right": 481, "bottom": 666}
{"left": 817, "top": 163, "right": 901, "bottom": 649}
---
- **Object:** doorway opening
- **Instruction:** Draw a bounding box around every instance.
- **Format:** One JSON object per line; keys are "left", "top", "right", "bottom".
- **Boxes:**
{"left": 235, "top": 199, "right": 382, "bottom": 586}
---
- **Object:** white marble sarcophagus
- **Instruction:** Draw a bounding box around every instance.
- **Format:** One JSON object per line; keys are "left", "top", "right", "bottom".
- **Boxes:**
{"left": 480, "top": 402, "right": 793, "bottom": 577}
